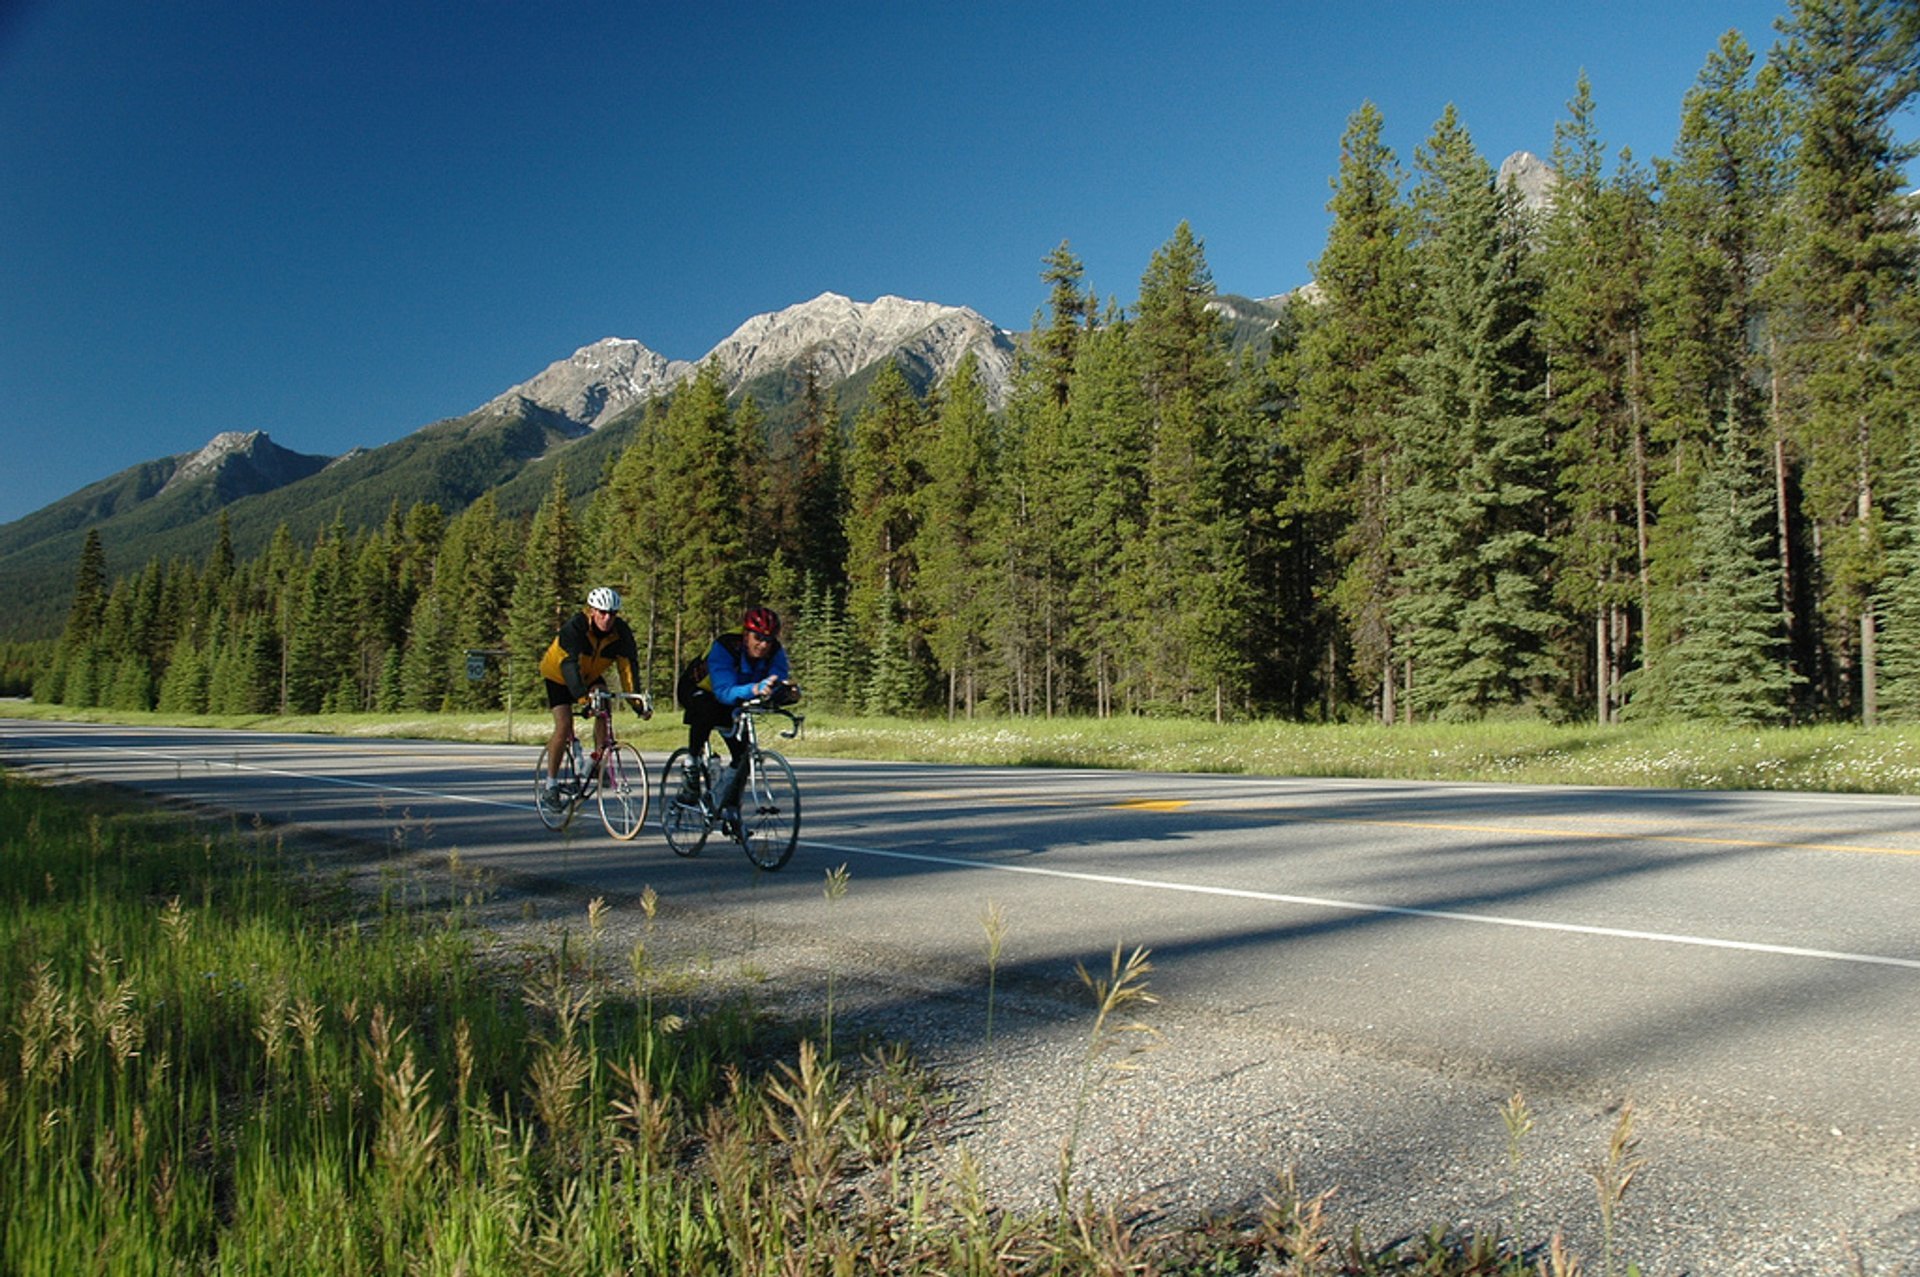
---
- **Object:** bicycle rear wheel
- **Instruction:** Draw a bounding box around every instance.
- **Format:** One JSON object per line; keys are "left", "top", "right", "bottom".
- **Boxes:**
{"left": 737, "top": 749, "right": 800, "bottom": 870}
{"left": 659, "top": 747, "right": 710, "bottom": 857}
{"left": 534, "top": 746, "right": 579, "bottom": 831}
{"left": 597, "top": 742, "right": 649, "bottom": 840}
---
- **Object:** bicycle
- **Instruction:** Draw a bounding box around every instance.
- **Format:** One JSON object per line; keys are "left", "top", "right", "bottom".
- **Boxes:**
{"left": 533, "top": 688, "right": 652, "bottom": 839}
{"left": 658, "top": 695, "right": 803, "bottom": 869}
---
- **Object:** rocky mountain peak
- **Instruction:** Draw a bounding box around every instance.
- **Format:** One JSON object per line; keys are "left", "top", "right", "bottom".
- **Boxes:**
{"left": 158, "top": 430, "right": 331, "bottom": 501}
{"left": 704, "top": 292, "right": 1017, "bottom": 408}
{"left": 1500, "top": 150, "right": 1558, "bottom": 213}
{"left": 485, "top": 337, "right": 693, "bottom": 431}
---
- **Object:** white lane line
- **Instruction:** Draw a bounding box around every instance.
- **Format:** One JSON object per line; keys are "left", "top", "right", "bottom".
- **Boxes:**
{"left": 14, "top": 732, "right": 1919, "bottom": 971}
{"left": 5, "top": 737, "right": 530, "bottom": 812}
{"left": 802, "top": 839, "right": 1920, "bottom": 972}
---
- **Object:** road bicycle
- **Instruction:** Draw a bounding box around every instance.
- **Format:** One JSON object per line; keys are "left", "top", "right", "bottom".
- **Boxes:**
{"left": 534, "top": 688, "right": 652, "bottom": 839}
{"left": 659, "top": 696, "right": 803, "bottom": 869}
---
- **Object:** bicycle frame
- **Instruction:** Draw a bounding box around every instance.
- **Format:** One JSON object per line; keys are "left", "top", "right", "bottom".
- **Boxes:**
{"left": 535, "top": 688, "right": 652, "bottom": 839}
{"left": 660, "top": 696, "right": 804, "bottom": 869}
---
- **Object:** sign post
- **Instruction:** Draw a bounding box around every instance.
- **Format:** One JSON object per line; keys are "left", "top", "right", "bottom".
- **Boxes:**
{"left": 464, "top": 648, "right": 516, "bottom": 743}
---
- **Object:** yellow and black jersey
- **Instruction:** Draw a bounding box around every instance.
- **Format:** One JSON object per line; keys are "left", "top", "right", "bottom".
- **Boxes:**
{"left": 539, "top": 611, "right": 640, "bottom": 699}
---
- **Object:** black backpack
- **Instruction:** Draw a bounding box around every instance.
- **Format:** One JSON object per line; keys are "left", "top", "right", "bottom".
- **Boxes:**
{"left": 674, "top": 651, "right": 708, "bottom": 710}
{"left": 675, "top": 634, "right": 747, "bottom": 710}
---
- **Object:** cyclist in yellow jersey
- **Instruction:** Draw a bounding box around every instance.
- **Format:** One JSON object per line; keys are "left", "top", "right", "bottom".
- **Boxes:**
{"left": 539, "top": 586, "right": 648, "bottom": 796}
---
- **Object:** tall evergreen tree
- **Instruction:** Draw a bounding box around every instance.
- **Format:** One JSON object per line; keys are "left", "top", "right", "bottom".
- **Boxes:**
{"left": 44, "top": 528, "right": 109, "bottom": 704}
{"left": 1628, "top": 408, "right": 1798, "bottom": 722}
{"left": 1539, "top": 75, "right": 1655, "bottom": 722}
{"left": 1393, "top": 105, "right": 1555, "bottom": 720}
{"left": 1770, "top": 0, "right": 1920, "bottom": 722}
{"left": 1646, "top": 33, "right": 1797, "bottom": 715}
{"left": 1035, "top": 241, "right": 1096, "bottom": 408}
{"left": 919, "top": 353, "right": 998, "bottom": 716}
{"left": 1284, "top": 102, "right": 1419, "bottom": 721}
{"left": 505, "top": 473, "right": 583, "bottom": 705}
{"left": 1879, "top": 433, "right": 1920, "bottom": 721}
{"left": 1060, "top": 314, "right": 1151, "bottom": 715}
{"left": 594, "top": 399, "right": 673, "bottom": 692}
{"left": 844, "top": 360, "right": 929, "bottom": 705}
{"left": 1133, "top": 222, "right": 1248, "bottom": 717}
{"left": 656, "top": 362, "right": 747, "bottom": 660}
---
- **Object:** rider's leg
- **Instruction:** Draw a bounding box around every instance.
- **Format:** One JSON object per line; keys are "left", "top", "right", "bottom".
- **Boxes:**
{"left": 543, "top": 678, "right": 577, "bottom": 788}
{"left": 589, "top": 680, "right": 611, "bottom": 755}
{"left": 545, "top": 703, "right": 573, "bottom": 782}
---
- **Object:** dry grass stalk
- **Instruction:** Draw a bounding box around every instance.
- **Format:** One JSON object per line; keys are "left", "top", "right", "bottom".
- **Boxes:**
{"left": 365, "top": 1004, "right": 445, "bottom": 1188}
{"left": 1589, "top": 1102, "right": 1647, "bottom": 1277}
{"left": 1258, "top": 1168, "right": 1336, "bottom": 1274}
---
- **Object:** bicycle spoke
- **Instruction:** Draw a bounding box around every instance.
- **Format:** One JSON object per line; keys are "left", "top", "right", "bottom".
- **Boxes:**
{"left": 659, "top": 748, "right": 710, "bottom": 857}
{"left": 737, "top": 750, "right": 800, "bottom": 870}
{"left": 594, "top": 742, "right": 648, "bottom": 839}
{"left": 534, "top": 747, "right": 579, "bottom": 832}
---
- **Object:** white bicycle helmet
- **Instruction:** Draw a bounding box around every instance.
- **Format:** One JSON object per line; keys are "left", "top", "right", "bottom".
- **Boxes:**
{"left": 586, "top": 586, "right": 621, "bottom": 613}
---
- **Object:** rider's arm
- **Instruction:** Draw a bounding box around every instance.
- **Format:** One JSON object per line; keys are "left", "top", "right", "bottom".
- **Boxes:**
{"left": 706, "top": 638, "right": 758, "bottom": 705}
{"left": 553, "top": 615, "right": 592, "bottom": 700}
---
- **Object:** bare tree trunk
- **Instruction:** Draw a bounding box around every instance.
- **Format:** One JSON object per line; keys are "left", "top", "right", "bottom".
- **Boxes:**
{"left": 1859, "top": 454, "right": 1878, "bottom": 725}
{"left": 1595, "top": 607, "right": 1610, "bottom": 724}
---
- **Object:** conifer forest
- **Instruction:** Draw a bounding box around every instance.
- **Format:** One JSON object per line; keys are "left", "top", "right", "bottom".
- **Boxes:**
{"left": 29, "top": 7, "right": 1920, "bottom": 728}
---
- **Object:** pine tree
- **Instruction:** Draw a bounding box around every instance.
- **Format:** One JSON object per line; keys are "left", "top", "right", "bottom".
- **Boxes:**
{"left": 46, "top": 528, "right": 109, "bottom": 704}
{"left": 1133, "top": 222, "right": 1247, "bottom": 717}
{"left": 1035, "top": 241, "right": 1095, "bottom": 408}
{"left": 594, "top": 400, "right": 673, "bottom": 693}
{"left": 1284, "top": 103, "right": 1419, "bottom": 721}
{"left": 1879, "top": 434, "right": 1920, "bottom": 720}
{"left": 1539, "top": 74, "right": 1655, "bottom": 722}
{"left": 1770, "top": 0, "right": 1920, "bottom": 722}
{"left": 1060, "top": 314, "right": 1151, "bottom": 715}
{"left": 505, "top": 474, "right": 582, "bottom": 705}
{"left": 157, "top": 632, "right": 210, "bottom": 713}
{"left": 919, "top": 353, "right": 998, "bottom": 716}
{"left": 441, "top": 493, "right": 518, "bottom": 709}
{"left": 1393, "top": 105, "right": 1555, "bottom": 720}
{"left": 844, "top": 360, "right": 929, "bottom": 703}
{"left": 1646, "top": 33, "right": 1796, "bottom": 717}
{"left": 1628, "top": 408, "right": 1798, "bottom": 722}
{"left": 656, "top": 362, "right": 747, "bottom": 661}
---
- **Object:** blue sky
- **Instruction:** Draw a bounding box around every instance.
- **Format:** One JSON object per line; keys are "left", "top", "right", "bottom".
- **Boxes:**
{"left": 0, "top": 0, "right": 1851, "bottom": 525}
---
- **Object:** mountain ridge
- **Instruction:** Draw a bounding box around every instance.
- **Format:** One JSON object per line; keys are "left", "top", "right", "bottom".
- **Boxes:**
{"left": 0, "top": 289, "right": 1053, "bottom": 639}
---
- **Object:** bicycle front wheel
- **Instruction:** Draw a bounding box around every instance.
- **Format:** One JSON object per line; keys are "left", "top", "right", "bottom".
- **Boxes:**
{"left": 737, "top": 749, "right": 800, "bottom": 870}
{"left": 659, "top": 748, "right": 710, "bottom": 857}
{"left": 534, "top": 746, "right": 578, "bottom": 831}
{"left": 597, "top": 742, "right": 649, "bottom": 840}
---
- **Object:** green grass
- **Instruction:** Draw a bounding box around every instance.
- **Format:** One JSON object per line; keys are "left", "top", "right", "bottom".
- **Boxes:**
{"left": 0, "top": 770, "right": 1626, "bottom": 1274}
{"left": 9, "top": 700, "right": 1920, "bottom": 794}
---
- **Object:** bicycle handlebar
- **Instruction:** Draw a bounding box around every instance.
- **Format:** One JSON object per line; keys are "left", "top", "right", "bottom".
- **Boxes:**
{"left": 579, "top": 689, "right": 653, "bottom": 717}
{"left": 737, "top": 698, "right": 804, "bottom": 738}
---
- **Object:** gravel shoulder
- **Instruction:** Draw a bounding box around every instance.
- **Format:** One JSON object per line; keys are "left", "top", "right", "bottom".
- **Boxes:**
{"left": 387, "top": 836, "right": 1920, "bottom": 1277}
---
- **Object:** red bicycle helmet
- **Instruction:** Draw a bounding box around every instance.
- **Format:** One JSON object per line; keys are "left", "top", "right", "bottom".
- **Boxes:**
{"left": 742, "top": 606, "right": 781, "bottom": 637}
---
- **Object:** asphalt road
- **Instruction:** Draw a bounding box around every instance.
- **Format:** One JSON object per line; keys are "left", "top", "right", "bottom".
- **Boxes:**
{"left": 5, "top": 718, "right": 1918, "bottom": 1274}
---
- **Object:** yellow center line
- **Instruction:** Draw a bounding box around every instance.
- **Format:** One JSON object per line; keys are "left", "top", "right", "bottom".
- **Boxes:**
{"left": 1121, "top": 805, "right": 1920, "bottom": 858}
{"left": 837, "top": 787, "right": 1920, "bottom": 857}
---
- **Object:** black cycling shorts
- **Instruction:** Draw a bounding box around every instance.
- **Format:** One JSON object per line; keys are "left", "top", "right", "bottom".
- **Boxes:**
{"left": 546, "top": 678, "right": 594, "bottom": 709}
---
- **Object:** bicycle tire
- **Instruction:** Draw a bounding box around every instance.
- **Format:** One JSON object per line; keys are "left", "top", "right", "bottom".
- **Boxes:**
{"left": 659, "top": 748, "right": 710, "bottom": 857}
{"left": 534, "top": 745, "right": 579, "bottom": 831}
{"left": 597, "top": 741, "right": 649, "bottom": 840}
{"left": 737, "top": 749, "right": 800, "bottom": 870}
